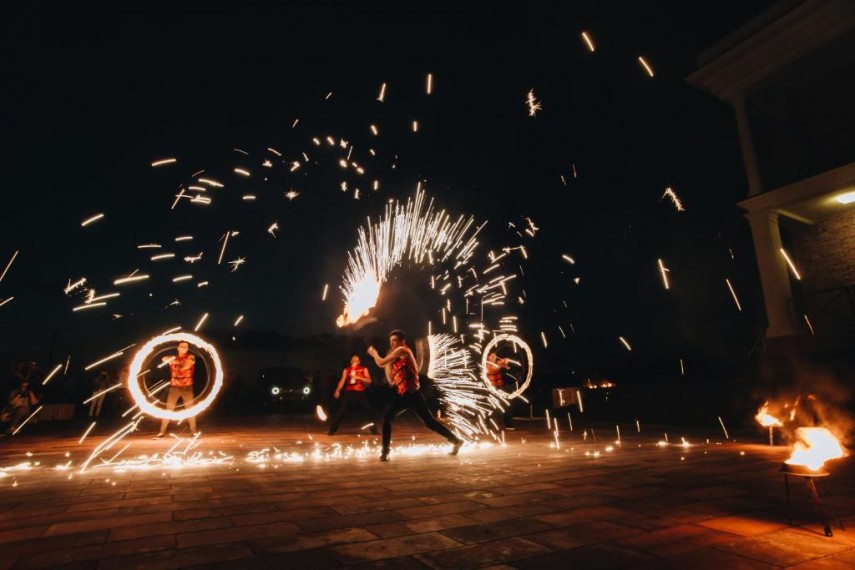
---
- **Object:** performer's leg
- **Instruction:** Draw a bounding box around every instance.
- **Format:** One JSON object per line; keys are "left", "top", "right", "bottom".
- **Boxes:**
{"left": 178, "top": 388, "right": 196, "bottom": 432}
{"left": 160, "top": 387, "right": 180, "bottom": 434}
{"left": 408, "top": 392, "right": 460, "bottom": 444}
{"left": 381, "top": 394, "right": 406, "bottom": 458}
{"left": 328, "top": 392, "right": 350, "bottom": 435}
{"left": 356, "top": 393, "right": 378, "bottom": 433}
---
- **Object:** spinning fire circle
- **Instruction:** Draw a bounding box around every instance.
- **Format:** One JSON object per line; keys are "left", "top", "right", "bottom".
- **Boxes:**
{"left": 480, "top": 333, "right": 533, "bottom": 399}
{"left": 127, "top": 332, "right": 224, "bottom": 421}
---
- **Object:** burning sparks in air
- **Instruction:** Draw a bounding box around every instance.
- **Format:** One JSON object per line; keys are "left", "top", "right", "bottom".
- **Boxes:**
{"left": 618, "top": 336, "right": 632, "bottom": 351}
{"left": 377, "top": 82, "right": 387, "bottom": 102}
{"left": 638, "top": 56, "right": 655, "bottom": 77}
{"left": 661, "top": 187, "right": 685, "bottom": 212}
{"left": 779, "top": 248, "right": 802, "bottom": 281}
{"left": 0, "top": 250, "right": 18, "bottom": 283}
{"left": 81, "top": 213, "right": 105, "bottom": 227}
{"left": 194, "top": 313, "right": 209, "bottom": 332}
{"left": 336, "top": 190, "right": 483, "bottom": 327}
{"left": 151, "top": 158, "right": 177, "bottom": 167}
{"left": 657, "top": 258, "right": 670, "bottom": 290}
{"left": 725, "top": 278, "right": 742, "bottom": 311}
{"left": 426, "top": 73, "right": 433, "bottom": 94}
{"left": 526, "top": 89, "right": 542, "bottom": 117}
{"left": 786, "top": 427, "right": 847, "bottom": 472}
{"left": 581, "top": 31, "right": 595, "bottom": 52}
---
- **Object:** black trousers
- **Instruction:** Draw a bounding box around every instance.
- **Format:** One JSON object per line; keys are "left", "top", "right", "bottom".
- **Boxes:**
{"left": 328, "top": 391, "right": 375, "bottom": 434}
{"left": 382, "top": 391, "right": 458, "bottom": 452}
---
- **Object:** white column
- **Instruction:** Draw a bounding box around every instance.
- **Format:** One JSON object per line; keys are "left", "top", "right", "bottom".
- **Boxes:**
{"left": 745, "top": 209, "right": 797, "bottom": 338}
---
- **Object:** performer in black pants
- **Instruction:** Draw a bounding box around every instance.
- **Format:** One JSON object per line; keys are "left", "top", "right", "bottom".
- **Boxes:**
{"left": 328, "top": 355, "right": 378, "bottom": 435}
{"left": 367, "top": 329, "right": 463, "bottom": 461}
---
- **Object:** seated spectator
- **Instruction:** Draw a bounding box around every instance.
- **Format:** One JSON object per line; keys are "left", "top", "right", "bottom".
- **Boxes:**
{"left": 3, "top": 378, "right": 39, "bottom": 435}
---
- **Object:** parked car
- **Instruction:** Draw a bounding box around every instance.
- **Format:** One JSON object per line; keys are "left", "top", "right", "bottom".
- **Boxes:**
{"left": 258, "top": 367, "right": 316, "bottom": 411}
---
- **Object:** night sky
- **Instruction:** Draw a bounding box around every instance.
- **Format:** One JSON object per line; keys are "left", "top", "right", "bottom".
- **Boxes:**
{"left": 1, "top": 1, "right": 776, "bottom": 380}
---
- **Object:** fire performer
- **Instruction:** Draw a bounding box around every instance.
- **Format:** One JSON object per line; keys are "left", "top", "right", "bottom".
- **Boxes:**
{"left": 155, "top": 341, "right": 199, "bottom": 438}
{"left": 328, "top": 355, "right": 378, "bottom": 435}
{"left": 367, "top": 329, "right": 463, "bottom": 461}
{"left": 486, "top": 351, "right": 515, "bottom": 430}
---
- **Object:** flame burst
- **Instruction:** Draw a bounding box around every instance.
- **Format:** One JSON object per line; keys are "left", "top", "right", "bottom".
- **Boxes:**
{"left": 755, "top": 402, "right": 783, "bottom": 427}
{"left": 336, "top": 190, "right": 483, "bottom": 327}
{"left": 786, "top": 427, "right": 847, "bottom": 471}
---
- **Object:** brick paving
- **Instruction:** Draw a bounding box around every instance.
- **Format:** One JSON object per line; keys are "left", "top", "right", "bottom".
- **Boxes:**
{"left": 0, "top": 415, "right": 853, "bottom": 569}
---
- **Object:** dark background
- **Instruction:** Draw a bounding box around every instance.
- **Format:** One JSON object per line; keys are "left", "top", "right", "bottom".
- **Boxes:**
{"left": 0, "top": 1, "right": 776, "bottom": 395}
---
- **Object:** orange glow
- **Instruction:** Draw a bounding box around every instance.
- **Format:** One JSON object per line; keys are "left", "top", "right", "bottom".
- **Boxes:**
{"left": 755, "top": 402, "right": 783, "bottom": 427}
{"left": 786, "top": 427, "right": 847, "bottom": 471}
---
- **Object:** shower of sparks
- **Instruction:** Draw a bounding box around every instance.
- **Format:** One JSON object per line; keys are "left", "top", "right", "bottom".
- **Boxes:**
{"left": 234, "top": 315, "right": 244, "bottom": 327}
{"left": 0, "top": 250, "right": 18, "bottom": 283}
{"left": 428, "top": 334, "right": 504, "bottom": 440}
{"left": 377, "top": 82, "right": 387, "bottom": 102}
{"left": 194, "top": 312, "right": 209, "bottom": 332}
{"left": 618, "top": 336, "right": 632, "bottom": 351}
{"left": 336, "top": 190, "right": 484, "bottom": 327}
{"left": 228, "top": 257, "right": 246, "bottom": 272}
{"left": 151, "top": 158, "right": 177, "bottom": 167}
{"left": 11, "top": 406, "right": 43, "bottom": 435}
{"left": 81, "top": 213, "right": 105, "bottom": 227}
{"left": 661, "top": 187, "right": 685, "bottom": 211}
{"left": 322, "top": 284, "right": 329, "bottom": 301}
{"left": 638, "top": 56, "right": 655, "bottom": 77}
{"left": 581, "top": 31, "right": 595, "bottom": 52}
{"left": 285, "top": 190, "right": 300, "bottom": 201}
{"left": 725, "top": 278, "right": 742, "bottom": 311}
{"left": 526, "top": 89, "right": 542, "bottom": 117}
{"left": 779, "top": 248, "right": 802, "bottom": 280}
{"left": 267, "top": 222, "right": 279, "bottom": 237}
{"left": 657, "top": 258, "right": 670, "bottom": 290}
{"left": 426, "top": 73, "right": 433, "bottom": 94}
{"left": 84, "top": 350, "right": 124, "bottom": 371}
{"left": 41, "top": 364, "right": 63, "bottom": 385}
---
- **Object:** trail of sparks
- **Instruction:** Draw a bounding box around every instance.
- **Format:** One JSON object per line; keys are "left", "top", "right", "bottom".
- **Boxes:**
{"left": 661, "top": 187, "right": 684, "bottom": 211}
{"left": 779, "top": 248, "right": 802, "bottom": 280}
{"left": 581, "top": 31, "right": 595, "bottom": 52}
{"left": 638, "top": 56, "right": 655, "bottom": 77}
{"left": 11, "top": 406, "right": 43, "bottom": 435}
{"left": 526, "top": 89, "right": 542, "bottom": 117}
{"left": 725, "top": 278, "right": 742, "bottom": 311}
{"left": 81, "top": 213, "right": 105, "bottom": 227}
{"left": 151, "top": 158, "right": 177, "bottom": 167}
{"left": 336, "top": 190, "right": 484, "bottom": 327}
{"left": 428, "top": 334, "right": 504, "bottom": 441}
{"left": 0, "top": 250, "right": 18, "bottom": 283}
{"left": 657, "top": 258, "right": 670, "bottom": 290}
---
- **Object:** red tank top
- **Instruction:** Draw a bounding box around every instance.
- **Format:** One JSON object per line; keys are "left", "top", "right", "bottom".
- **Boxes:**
{"left": 169, "top": 354, "right": 195, "bottom": 388}
{"left": 391, "top": 354, "right": 419, "bottom": 395}
{"left": 344, "top": 364, "right": 368, "bottom": 392}
{"left": 486, "top": 361, "right": 504, "bottom": 387}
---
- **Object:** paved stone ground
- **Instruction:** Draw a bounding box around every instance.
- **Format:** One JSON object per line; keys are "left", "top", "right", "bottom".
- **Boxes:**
{"left": 1, "top": 415, "right": 853, "bottom": 569}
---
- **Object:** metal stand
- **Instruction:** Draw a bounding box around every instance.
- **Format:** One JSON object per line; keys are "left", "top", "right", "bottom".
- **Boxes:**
{"left": 781, "top": 465, "right": 844, "bottom": 537}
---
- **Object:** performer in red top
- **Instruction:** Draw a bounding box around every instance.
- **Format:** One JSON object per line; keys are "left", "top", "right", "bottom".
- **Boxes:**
{"left": 367, "top": 329, "right": 463, "bottom": 461}
{"left": 486, "top": 351, "right": 515, "bottom": 430}
{"left": 327, "top": 355, "right": 378, "bottom": 435}
{"left": 156, "top": 341, "right": 199, "bottom": 438}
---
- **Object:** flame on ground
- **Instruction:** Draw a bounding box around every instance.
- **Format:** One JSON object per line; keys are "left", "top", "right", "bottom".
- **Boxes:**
{"left": 785, "top": 427, "right": 847, "bottom": 471}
